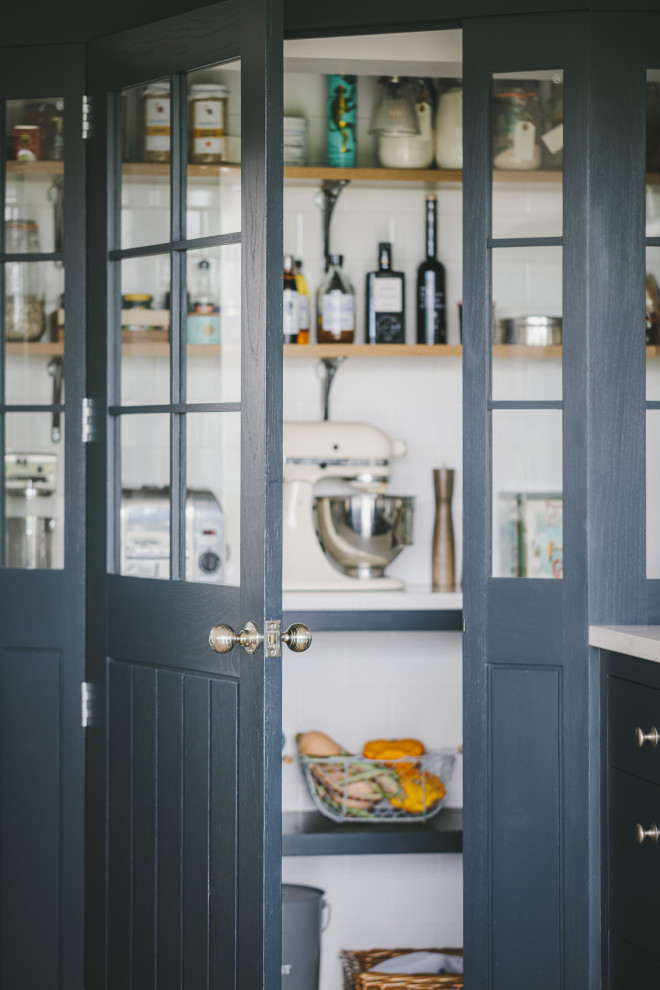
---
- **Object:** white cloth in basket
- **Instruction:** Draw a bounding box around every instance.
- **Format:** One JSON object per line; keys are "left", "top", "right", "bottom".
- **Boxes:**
{"left": 369, "top": 951, "right": 464, "bottom": 975}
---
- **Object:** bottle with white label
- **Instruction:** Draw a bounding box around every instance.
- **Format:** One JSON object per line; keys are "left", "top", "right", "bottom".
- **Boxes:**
{"left": 317, "top": 254, "right": 355, "bottom": 343}
{"left": 188, "top": 83, "right": 228, "bottom": 165}
{"left": 366, "top": 242, "right": 405, "bottom": 344}
{"left": 294, "top": 259, "right": 310, "bottom": 344}
{"left": 283, "top": 255, "right": 300, "bottom": 344}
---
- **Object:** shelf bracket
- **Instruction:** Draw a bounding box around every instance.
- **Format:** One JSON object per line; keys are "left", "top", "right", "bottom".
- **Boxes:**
{"left": 316, "top": 179, "right": 350, "bottom": 269}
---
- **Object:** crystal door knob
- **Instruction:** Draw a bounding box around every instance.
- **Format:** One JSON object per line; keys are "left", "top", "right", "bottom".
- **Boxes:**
{"left": 635, "top": 726, "right": 660, "bottom": 748}
{"left": 635, "top": 823, "right": 660, "bottom": 844}
{"left": 283, "top": 623, "right": 312, "bottom": 652}
{"left": 209, "top": 621, "right": 263, "bottom": 655}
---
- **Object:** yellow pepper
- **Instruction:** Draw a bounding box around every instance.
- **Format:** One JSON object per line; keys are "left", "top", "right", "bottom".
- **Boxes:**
{"left": 389, "top": 768, "right": 446, "bottom": 814}
{"left": 362, "top": 738, "right": 426, "bottom": 761}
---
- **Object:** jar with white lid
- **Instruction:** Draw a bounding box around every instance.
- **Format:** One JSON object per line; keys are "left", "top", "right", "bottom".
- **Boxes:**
{"left": 188, "top": 83, "right": 228, "bottom": 164}
{"left": 142, "top": 83, "right": 171, "bottom": 163}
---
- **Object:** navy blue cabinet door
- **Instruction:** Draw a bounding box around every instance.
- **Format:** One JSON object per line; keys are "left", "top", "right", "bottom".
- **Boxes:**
{"left": 84, "top": 3, "right": 284, "bottom": 988}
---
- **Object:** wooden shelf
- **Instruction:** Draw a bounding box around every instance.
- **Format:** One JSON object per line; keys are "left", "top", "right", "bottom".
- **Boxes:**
{"left": 284, "top": 165, "right": 564, "bottom": 184}
{"left": 6, "top": 340, "right": 64, "bottom": 356}
{"left": 282, "top": 808, "right": 463, "bottom": 856}
{"left": 284, "top": 343, "right": 461, "bottom": 357}
{"left": 6, "top": 160, "right": 64, "bottom": 179}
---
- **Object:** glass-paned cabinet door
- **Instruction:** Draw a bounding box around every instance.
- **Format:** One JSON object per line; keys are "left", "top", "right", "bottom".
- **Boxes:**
{"left": 647, "top": 70, "right": 660, "bottom": 576}
{"left": 113, "top": 59, "right": 242, "bottom": 584}
{"left": 489, "top": 69, "right": 564, "bottom": 577}
{"left": 2, "top": 93, "right": 68, "bottom": 568}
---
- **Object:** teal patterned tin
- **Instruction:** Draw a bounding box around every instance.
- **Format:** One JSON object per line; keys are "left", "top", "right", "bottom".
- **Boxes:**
{"left": 327, "top": 75, "right": 357, "bottom": 167}
{"left": 187, "top": 314, "right": 221, "bottom": 344}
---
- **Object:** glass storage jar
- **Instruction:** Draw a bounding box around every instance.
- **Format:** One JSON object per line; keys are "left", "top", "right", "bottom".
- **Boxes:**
{"left": 5, "top": 219, "right": 45, "bottom": 341}
{"left": 493, "top": 84, "right": 544, "bottom": 171}
{"left": 141, "top": 83, "right": 171, "bottom": 164}
{"left": 188, "top": 84, "right": 228, "bottom": 164}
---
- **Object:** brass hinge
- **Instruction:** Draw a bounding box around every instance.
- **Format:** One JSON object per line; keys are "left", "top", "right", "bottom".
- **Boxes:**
{"left": 266, "top": 619, "right": 281, "bottom": 658}
{"left": 82, "top": 95, "right": 92, "bottom": 140}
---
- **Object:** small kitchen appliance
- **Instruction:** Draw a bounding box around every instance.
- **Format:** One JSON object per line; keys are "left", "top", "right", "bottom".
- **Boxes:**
{"left": 282, "top": 421, "right": 412, "bottom": 590}
{"left": 5, "top": 452, "right": 58, "bottom": 568}
{"left": 121, "top": 487, "right": 225, "bottom": 582}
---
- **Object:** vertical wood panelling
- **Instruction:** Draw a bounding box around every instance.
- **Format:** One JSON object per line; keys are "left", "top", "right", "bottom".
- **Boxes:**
{"left": 209, "top": 678, "right": 238, "bottom": 987}
{"left": 107, "top": 661, "right": 133, "bottom": 990}
{"left": 182, "top": 675, "right": 211, "bottom": 989}
{"left": 490, "top": 665, "right": 561, "bottom": 990}
{"left": 0, "top": 649, "right": 61, "bottom": 990}
{"left": 132, "top": 666, "right": 157, "bottom": 990}
{"left": 156, "top": 671, "right": 184, "bottom": 990}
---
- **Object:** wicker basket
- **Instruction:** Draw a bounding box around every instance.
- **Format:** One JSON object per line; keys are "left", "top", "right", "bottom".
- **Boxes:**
{"left": 340, "top": 948, "right": 463, "bottom": 990}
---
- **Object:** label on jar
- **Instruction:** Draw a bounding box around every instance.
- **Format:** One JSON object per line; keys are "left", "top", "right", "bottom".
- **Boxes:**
{"left": 512, "top": 119, "right": 536, "bottom": 164}
{"left": 373, "top": 277, "right": 402, "bottom": 313}
{"left": 145, "top": 96, "right": 171, "bottom": 152}
{"left": 283, "top": 288, "right": 299, "bottom": 338}
{"left": 192, "top": 99, "right": 225, "bottom": 157}
{"left": 298, "top": 295, "right": 310, "bottom": 331}
{"left": 322, "top": 291, "right": 354, "bottom": 332}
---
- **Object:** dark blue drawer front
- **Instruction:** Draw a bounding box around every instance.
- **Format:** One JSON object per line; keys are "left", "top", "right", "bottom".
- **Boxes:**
{"left": 608, "top": 676, "right": 660, "bottom": 785}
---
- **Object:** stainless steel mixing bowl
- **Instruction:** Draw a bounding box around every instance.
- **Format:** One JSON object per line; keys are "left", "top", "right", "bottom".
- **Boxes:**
{"left": 314, "top": 494, "right": 414, "bottom": 579}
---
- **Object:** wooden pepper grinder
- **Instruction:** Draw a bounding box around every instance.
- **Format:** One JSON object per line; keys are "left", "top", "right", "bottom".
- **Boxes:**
{"left": 432, "top": 467, "right": 455, "bottom": 591}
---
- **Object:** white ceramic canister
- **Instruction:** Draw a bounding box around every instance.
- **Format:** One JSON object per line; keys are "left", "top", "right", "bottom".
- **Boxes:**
{"left": 378, "top": 97, "right": 434, "bottom": 169}
{"left": 435, "top": 84, "right": 463, "bottom": 169}
{"left": 283, "top": 116, "right": 308, "bottom": 166}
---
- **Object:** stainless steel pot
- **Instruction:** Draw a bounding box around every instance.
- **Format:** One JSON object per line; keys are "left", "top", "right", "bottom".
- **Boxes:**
{"left": 6, "top": 516, "right": 55, "bottom": 569}
{"left": 495, "top": 315, "right": 562, "bottom": 346}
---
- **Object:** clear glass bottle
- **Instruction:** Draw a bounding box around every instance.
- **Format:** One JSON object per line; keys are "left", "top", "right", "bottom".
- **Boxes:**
{"left": 317, "top": 254, "right": 355, "bottom": 343}
{"left": 188, "top": 83, "right": 228, "bottom": 165}
{"left": 142, "top": 83, "right": 171, "bottom": 164}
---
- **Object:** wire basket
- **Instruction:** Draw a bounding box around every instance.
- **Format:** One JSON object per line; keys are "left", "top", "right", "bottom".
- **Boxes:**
{"left": 298, "top": 749, "right": 456, "bottom": 824}
{"left": 341, "top": 947, "right": 463, "bottom": 989}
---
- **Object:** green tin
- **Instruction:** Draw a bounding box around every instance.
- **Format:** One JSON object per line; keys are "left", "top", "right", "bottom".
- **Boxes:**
{"left": 327, "top": 75, "right": 357, "bottom": 167}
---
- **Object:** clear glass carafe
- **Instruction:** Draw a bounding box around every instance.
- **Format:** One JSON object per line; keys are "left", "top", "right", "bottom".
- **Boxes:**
{"left": 5, "top": 219, "right": 45, "bottom": 341}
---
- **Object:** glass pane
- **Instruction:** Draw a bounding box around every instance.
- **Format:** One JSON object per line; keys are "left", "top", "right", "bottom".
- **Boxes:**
{"left": 492, "top": 409, "right": 562, "bottom": 578}
{"left": 186, "top": 412, "right": 240, "bottom": 586}
{"left": 492, "top": 72, "right": 563, "bottom": 240}
{"left": 120, "top": 254, "right": 170, "bottom": 405}
{"left": 186, "top": 244, "right": 241, "bottom": 404}
{"left": 186, "top": 60, "right": 241, "bottom": 238}
{"left": 6, "top": 412, "right": 64, "bottom": 569}
{"left": 492, "top": 246, "right": 562, "bottom": 400}
{"left": 121, "top": 81, "right": 171, "bottom": 249}
{"left": 120, "top": 414, "right": 170, "bottom": 579}
{"left": 5, "top": 98, "right": 64, "bottom": 254}
{"left": 5, "top": 261, "right": 64, "bottom": 404}
{"left": 647, "top": 246, "right": 660, "bottom": 399}
{"left": 647, "top": 71, "right": 660, "bottom": 236}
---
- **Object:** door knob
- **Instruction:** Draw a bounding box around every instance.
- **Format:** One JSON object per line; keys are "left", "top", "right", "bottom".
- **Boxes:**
{"left": 283, "top": 623, "right": 312, "bottom": 653}
{"left": 635, "top": 823, "right": 660, "bottom": 844}
{"left": 635, "top": 726, "right": 660, "bottom": 748}
{"left": 209, "top": 621, "right": 263, "bottom": 655}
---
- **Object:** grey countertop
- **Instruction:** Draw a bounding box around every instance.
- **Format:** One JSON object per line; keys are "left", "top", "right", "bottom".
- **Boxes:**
{"left": 589, "top": 625, "right": 660, "bottom": 663}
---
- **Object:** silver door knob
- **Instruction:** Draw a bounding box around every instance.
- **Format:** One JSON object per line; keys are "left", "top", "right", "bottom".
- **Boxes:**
{"left": 635, "top": 823, "right": 660, "bottom": 844}
{"left": 635, "top": 726, "right": 660, "bottom": 748}
{"left": 209, "top": 620, "right": 263, "bottom": 655}
{"left": 283, "top": 623, "right": 312, "bottom": 653}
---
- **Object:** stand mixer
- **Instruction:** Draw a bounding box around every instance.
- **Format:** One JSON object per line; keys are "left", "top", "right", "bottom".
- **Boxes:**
{"left": 283, "top": 421, "right": 413, "bottom": 591}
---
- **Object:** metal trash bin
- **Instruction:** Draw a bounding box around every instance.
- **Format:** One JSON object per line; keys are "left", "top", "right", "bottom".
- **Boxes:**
{"left": 282, "top": 884, "right": 330, "bottom": 990}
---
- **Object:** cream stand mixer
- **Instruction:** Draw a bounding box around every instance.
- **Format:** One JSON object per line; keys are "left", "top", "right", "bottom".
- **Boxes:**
{"left": 283, "top": 421, "right": 412, "bottom": 591}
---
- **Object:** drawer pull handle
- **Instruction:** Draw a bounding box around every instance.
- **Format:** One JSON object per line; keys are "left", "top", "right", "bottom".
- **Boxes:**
{"left": 635, "top": 823, "right": 660, "bottom": 845}
{"left": 635, "top": 726, "right": 660, "bottom": 748}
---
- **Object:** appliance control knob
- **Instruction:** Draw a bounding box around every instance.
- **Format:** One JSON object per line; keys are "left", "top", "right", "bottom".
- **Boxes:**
{"left": 199, "top": 551, "right": 220, "bottom": 573}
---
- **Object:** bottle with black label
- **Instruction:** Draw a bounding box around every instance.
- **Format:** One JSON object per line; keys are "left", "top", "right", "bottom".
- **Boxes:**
{"left": 416, "top": 194, "right": 446, "bottom": 344}
{"left": 283, "top": 254, "right": 300, "bottom": 344}
{"left": 317, "top": 254, "right": 355, "bottom": 343}
{"left": 365, "top": 242, "right": 405, "bottom": 344}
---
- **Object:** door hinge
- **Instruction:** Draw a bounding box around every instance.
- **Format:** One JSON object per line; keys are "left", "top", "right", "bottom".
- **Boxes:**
{"left": 462, "top": 617, "right": 466, "bottom": 633}
{"left": 81, "top": 682, "right": 95, "bottom": 728}
{"left": 82, "top": 398, "right": 98, "bottom": 443}
{"left": 266, "top": 619, "right": 281, "bottom": 658}
{"left": 82, "top": 95, "right": 92, "bottom": 140}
